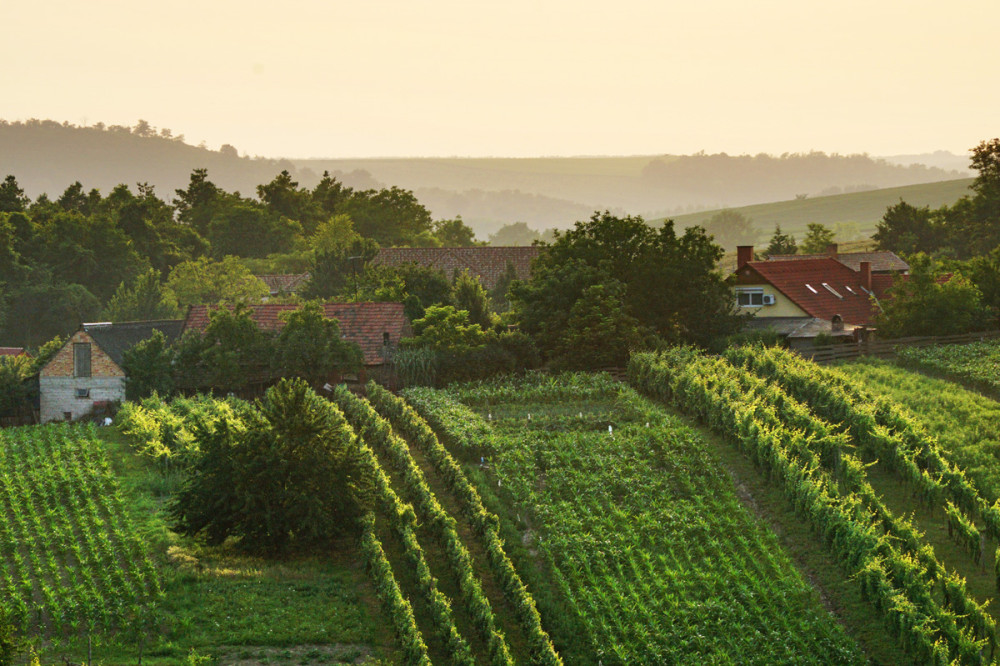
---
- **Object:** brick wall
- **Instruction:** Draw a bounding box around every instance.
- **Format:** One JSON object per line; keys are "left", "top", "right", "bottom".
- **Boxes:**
{"left": 39, "top": 377, "right": 124, "bottom": 423}
{"left": 41, "top": 330, "right": 124, "bottom": 378}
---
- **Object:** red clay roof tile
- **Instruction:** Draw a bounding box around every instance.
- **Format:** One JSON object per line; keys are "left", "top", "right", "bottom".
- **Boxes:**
{"left": 373, "top": 247, "right": 541, "bottom": 289}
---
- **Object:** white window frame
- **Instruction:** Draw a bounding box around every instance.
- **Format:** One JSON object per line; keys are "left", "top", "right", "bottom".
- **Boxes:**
{"left": 736, "top": 287, "right": 766, "bottom": 308}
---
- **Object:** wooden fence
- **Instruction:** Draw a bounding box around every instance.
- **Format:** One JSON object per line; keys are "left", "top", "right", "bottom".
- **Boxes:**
{"left": 797, "top": 330, "right": 1000, "bottom": 364}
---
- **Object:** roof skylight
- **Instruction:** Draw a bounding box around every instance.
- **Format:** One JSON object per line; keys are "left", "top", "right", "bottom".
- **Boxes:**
{"left": 821, "top": 283, "right": 843, "bottom": 299}
{"left": 805, "top": 284, "right": 818, "bottom": 294}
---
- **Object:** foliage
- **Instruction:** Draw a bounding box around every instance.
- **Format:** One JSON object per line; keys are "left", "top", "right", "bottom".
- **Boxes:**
{"left": 208, "top": 203, "right": 301, "bottom": 259}
{"left": 488, "top": 222, "right": 541, "bottom": 246}
{"left": 405, "top": 306, "right": 486, "bottom": 354}
{"left": 800, "top": 222, "right": 836, "bottom": 254}
{"left": 511, "top": 212, "right": 741, "bottom": 361}
{"left": 452, "top": 270, "right": 492, "bottom": 329}
{"left": 165, "top": 256, "right": 268, "bottom": 306}
{"left": 121, "top": 330, "right": 175, "bottom": 401}
{"left": 551, "top": 281, "right": 645, "bottom": 370}
{"left": 0, "top": 605, "right": 19, "bottom": 666}
{"left": 302, "top": 236, "right": 380, "bottom": 300}
{"left": 0, "top": 175, "right": 29, "bottom": 213}
{"left": 703, "top": 208, "right": 757, "bottom": 249}
{"left": 763, "top": 224, "right": 797, "bottom": 257}
{"left": 873, "top": 200, "right": 937, "bottom": 255}
{"left": 873, "top": 254, "right": 990, "bottom": 338}
{"left": 272, "top": 301, "right": 363, "bottom": 386}
{"left": 896, "top": 339, "right": 1000, "bottom": 397}
{"left": 170, "top": 378, "right": 375, "bottom": 553}
{"left": 0, "top": 356, "right": 30, "bottom": 416}
{"left": 489, "top": 261, "right": 520, "bottom": 312}
{"left": 104, "top": 268, "right": 181, "bottom": 322}
{"left": 433, "top": 217, "right": 481, "bottom": 247}
{"left": 2, "top": 280, "right": 101, "bottom": 347}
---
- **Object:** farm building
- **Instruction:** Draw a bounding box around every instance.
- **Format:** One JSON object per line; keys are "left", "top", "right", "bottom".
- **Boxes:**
{"left": 373, "top": 246, "right": 541, "bottom": 290}
{"left": 732, "top": 245, "right": 899, "bottom": 346}
{"left": 181, "top": 302, "right": 412, "bottom": 387}
{"left": 38, "top": 320, "right": 184, "bottom": 423}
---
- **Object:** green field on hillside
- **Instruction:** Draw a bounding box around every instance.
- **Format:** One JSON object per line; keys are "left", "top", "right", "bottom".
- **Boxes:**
{"left": 633, "top": 347, "right": 1000, "bottom": 663}
{"left": 406, "top": 373, "right": 863, "bottom": 664}
{"left": 661, "top": 177, "right": 974, "bottom": 241}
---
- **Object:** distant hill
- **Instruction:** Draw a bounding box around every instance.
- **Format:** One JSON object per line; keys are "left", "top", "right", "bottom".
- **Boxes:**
{"left": 0, "top": 119, "right": 970, "bottom": 239}
{"left": 294, "top": 153, "right": 966, "bottom": 234}
{"left": 662, "top": 178, "right": 975, "bottom": 247}
{"left": 0, "top": 119, "right": 374, "bottom": 201}
{"left": 878, "top": 150, "right": 973, "bottom": 174}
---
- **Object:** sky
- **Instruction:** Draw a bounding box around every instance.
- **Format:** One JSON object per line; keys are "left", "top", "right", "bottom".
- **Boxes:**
{"left": 2, "top": 1, "right": 998, "bottom": 159}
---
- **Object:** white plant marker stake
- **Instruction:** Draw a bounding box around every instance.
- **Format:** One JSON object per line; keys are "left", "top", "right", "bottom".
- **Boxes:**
{"left": 608, "top": 425, "right": 614, "bottom": 438}
{"left": 528, "top": 413, "right": 531, "bottom": 420}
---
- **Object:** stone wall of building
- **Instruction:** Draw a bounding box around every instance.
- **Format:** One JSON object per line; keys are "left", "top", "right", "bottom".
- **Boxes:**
{"left": 39, "top": 329, "right": 126, "bottom": 423}
{"left": 39, "top": 377, "right": 125, "bottom": 423}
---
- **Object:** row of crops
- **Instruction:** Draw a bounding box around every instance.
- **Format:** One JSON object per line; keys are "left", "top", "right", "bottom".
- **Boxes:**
{"left": 406, "top": 373, "right": 864, "bottom": 664}
{"left": 897, "top": 339, "right": 1000, "bottom": 396}
{"left": 630, "top": 347, "right": 998, "bottom": 664}
{"left": 0, "top": 423, "right": 161, "bottom": 640}
{"left": 837, "top": 358, "right": 1000, "bottom": 503}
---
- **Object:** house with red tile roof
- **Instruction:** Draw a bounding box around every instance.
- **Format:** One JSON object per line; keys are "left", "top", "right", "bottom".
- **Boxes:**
{"left": 373, "top": 247, "right": 542, "bottom": 290}
{"left": 732, "top": 246, "right": 897, "bottom": 345}
{"left": 0, "top": 347, "right": 28, "bottom": 358}
{"left": 182, "top": 302, "right": 412, "bottom": 385}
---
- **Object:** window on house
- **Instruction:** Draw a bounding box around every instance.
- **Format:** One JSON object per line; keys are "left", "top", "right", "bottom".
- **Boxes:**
{"left": 383, "top": 332, "right": 391, "bottom": 346}
{"left": 63, "top": 411, "right": 72, "bottom": 421}
{"left": 736, "top": 288, "right": 764, "bottom": 307}
{"left": 74, "top": 343, "right": 92, "bottom": 378}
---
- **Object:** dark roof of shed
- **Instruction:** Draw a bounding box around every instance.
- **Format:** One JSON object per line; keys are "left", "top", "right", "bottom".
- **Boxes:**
{"left": 82, "top": 320, "right": 185, "bottom": 367}
{"left": 0, "top": 347, "right": 27, "bottom": 357}
{"left": 373, "top": 246, "right": 541, "bottom": 289}
{"left": 182, "top": 302, "right": 411, "bottom": 366}
{"left": 766, "top": 251, "right": 909, "bottom": 273}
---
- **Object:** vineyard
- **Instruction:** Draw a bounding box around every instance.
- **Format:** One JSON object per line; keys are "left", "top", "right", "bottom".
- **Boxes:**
{"left": 838, "top": 358, "right": 1000, "bottom": 503}
{"left": 405, "top": 373, "right": 863, "bottom": 664}
{"left": 0, "top": 423, "right": 161, "bottom": 640}
{"left": 630, "top": 346, "right": 1000, "bottom": 664}
{"left": 897, "top": 339, "right": 1000, "bottom": 397}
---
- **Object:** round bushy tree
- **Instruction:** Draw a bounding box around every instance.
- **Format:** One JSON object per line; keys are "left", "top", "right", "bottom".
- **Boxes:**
{"left": 170, "top": 378, "right": 374, "bottom": 553}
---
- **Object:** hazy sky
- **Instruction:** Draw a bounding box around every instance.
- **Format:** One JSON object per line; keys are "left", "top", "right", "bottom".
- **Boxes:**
{"left": 3, "top": 1, "right": 998, "bottom": 158}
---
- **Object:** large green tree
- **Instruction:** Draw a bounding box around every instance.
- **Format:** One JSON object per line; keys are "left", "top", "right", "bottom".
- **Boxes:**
{"left": 104, "top": 269, "right": 182, "bottom": 322}
{"left": 703, "top": 209, "right": 757, "bottom": 249}
{"left": 800, "top": 223, "right": 836, "bottom": 254}
{"left": 511, "top": 212, "right": 740, "bottom": 361}
{"left": 0, "top": 175, "right": 28, "bottom": 213}
{"left": 169, "top": 378, "right": 375, "bottom": 554}
{"left": 272, "top": 302, "right": 363, "bottom": 386}
{"left": 166, "top": 256, "right": 268, "bottom": 306}
{"left": 763, "top": 225, "right": 797, "bottom": 257}
{"left": 874, "top": 254, "right": 990, "bottom": 337}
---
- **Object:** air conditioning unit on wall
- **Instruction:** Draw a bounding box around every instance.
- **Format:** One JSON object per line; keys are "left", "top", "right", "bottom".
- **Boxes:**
{"left": 762, "top": 295, "right": 776, "bottom": 305}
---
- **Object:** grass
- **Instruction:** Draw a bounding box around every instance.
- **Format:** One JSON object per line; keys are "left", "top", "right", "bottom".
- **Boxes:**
{"left": 661, "top": 177, "right": 974, "bottom": 240}
{"left": 16, "top": 426, "right": 397, "bottom": 666}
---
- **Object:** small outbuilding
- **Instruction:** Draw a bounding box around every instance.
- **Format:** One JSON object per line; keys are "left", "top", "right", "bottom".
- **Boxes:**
{"left": 38, "top": 320, "right": 183, "bottom": 423}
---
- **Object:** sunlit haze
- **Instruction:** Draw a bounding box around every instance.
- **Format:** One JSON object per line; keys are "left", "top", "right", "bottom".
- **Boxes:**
{"left": 3, "top": 0, "right": 998, "bottom": 158}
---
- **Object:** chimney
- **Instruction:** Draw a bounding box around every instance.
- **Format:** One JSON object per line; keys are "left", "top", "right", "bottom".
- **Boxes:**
{"left": 737, "top": 245, "right": 753, "bottom": 270}
{"left": 831, "top": 314, "right": 844, "bottom": 332}
{"left": 860, "top": 261, "right": 872, "bottom": 291}
{"left": 825, "top": 243, "right": 838, "bottom": 257}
